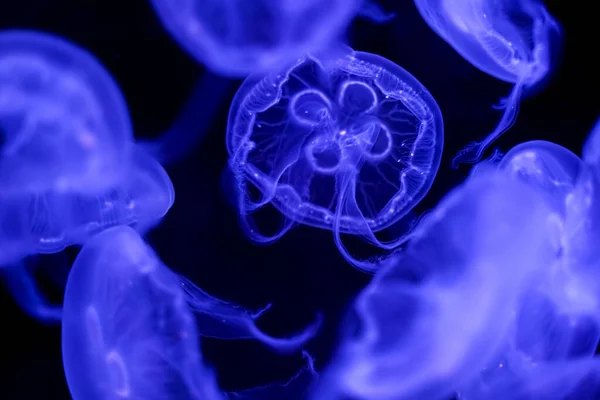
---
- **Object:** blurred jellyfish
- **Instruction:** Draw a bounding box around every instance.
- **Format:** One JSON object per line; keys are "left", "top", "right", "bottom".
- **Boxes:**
{"left": 0, "top": 29, "right": 176, "bottom": 322}
{"left": 139, "top": 71, "right": 234, "bottom": 166}
{"left": 62, "top": 226, "right": 321, "bottom": 399}
{"left": 459, "top": 137, "right": 600, "bottom": 399}
{"left": 62, "top": 226, "right": 223, "bottom": 400}
{"left": 412, "top": 0, "right": 561, "bottom": 166}
{"left": 311, "top": 167, "right": 554, "bottom": 400}
{"left": 498, "top": 140, "right": 583, "bottom": 213}
{"left": 149, "top": 0, "right": 361, "bottom": 77}
{"left": 226, "top": 47, "right": 443, "bottom": 271}
{"left": 0, "top": 29, "right": 132, "bottom": 194}
{"left": 0, "top": 144, "right": 174, "bottom": 322}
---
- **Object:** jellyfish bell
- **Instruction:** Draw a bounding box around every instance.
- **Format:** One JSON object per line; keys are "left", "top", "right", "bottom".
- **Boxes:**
{"left": 0, "top": 29, "right": 132, "bottom": 195}
{"left": 226, "top": 48, "right": 443, "bottom": 269}
{"left": 0, "top": 144, "right": 174, "bottom": 267}
{"left": 312, "top": 168, "right": 555, "bottom": 400}
{"left": 497, "top": 140, "right": 583, "bottom": 214}
{"left": 62, "top": 226, "right": 321, "bottom": 398}
{"left": 416, "top": 0, "right": 559, "bottom": 85}
{"left": 149, "top": 0, "right": 361, "bottom": 77}
{"left": 62, "top": 226, "right": 223, "bottom": 400}
{"left": 413, "top": 0, "right": 561, "bottom": 165}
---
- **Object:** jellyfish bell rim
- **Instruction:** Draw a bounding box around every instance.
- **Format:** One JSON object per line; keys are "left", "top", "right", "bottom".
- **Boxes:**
{"left": 126, "top": 145, "right": 176, "bottom": 221}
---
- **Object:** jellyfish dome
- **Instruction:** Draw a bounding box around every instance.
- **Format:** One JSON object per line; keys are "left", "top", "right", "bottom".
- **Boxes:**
{"left": 226, "top": 49, "right": 443, "bottom": 257}
{"left": 312, "top": 168, "right": 554, "bottom": 400}
{"left": 62, "top": 226, "right": 223, "bottom": 400}
{"left": 0, "top": 145, "right": 175, "bottom": 266}
{"left": 414, "top": 0, "right": 560, "bottom": 86}
{"left": 0, "top": 29, "right": 132, "bottom": 195}
{"left": 149, "top": 0, "right": 361, "bottom": 77}
{"left": 497, "top": 140, "right": 584, "bottom": 213}
{"left": 413, "top": 0, "right": 561, "bottom": 165}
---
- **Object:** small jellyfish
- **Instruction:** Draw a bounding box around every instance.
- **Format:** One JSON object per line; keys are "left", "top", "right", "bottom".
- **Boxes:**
{"left": 311, "top": 167, "right": 554, "bottom": 400}
{"left": 226, "top": 48, "right": 443, "bottom": 270}
{"left": 149, "top": 0, "right": 361, "bottom": 77}
{"left": 0, "top": 29, "right": 132, "bottom": 194}
{"left": 459, "top": 137, "right": 600, "bottom": 399}
{"left": 412, "top": 0, "right": 561, "bottom": 166}
{"left": 62, "top": 226, "right": 321, "bottom": 399}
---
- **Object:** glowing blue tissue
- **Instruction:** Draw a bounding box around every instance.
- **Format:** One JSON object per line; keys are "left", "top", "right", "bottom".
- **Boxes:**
{"left": 463, "top": 357, "right": 600, "bottom": 399}
{"left": 149, "top": 0, "right": 361, "bottom": 77}
{"left": 226, "top": 48, "right": 443, "bottom": 271}
{"left": 0, "top": 29, "right": 132, "bottom": 194}
{"left": 0, "top": 29, "right": 175, "bottom": 323}
{"left": 62, "top": 226, "right": 321, "bottom": 399}
{"left": 311, "top": 167, "right": 554, "bottom": 400}
{"left": 460, "top": 131, "right": 600, "bottom": 399}
{"left": 62, "top": 226, "right": 223, "bottom": 400}
{"left": 413, "top": 0, "right": 561, "bottom": 166}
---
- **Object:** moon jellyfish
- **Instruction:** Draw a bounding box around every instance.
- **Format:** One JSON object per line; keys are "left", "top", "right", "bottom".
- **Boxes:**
{"left": 412, "top": 0, "right": 561, "bottom": 166}
{"left": 311, "top": 168, "right": 554, "bottom": 400}
{"left": 0, "top": 145, "right": 174, "bottom": 322}
{"left": 62, "top": 226, "right": 223, "bottom": 400}
{"left": 148, "top": 0, "right": 361, "bottom": 77}
{"left": 62, "top": 226, "right": 321, "bottom": 399}
{"left": 459, "top": 137, "right": 600, "bottom": 399}
{"left": 0, "top": 29, "right": 132, "bottom": 194}
{"left": 226, "top": 48, "right": 443, "bottom": 270}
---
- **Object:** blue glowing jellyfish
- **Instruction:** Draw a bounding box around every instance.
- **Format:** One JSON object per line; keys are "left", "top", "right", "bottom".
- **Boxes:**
{"left": 62, "top": 226, "right": 321, "bottom": 399}
{"left": 412, "top": 0, "right": 561, "bottom": 166}
{"left": 311, "top": 167, "right": 554, "bottom": 400}
{"left": 0, "top": 144, "right": 174, "bottom": 266}
{"left": 226, "top": 48, "right": 443, "bottom": 270}
{"left": 62, "top": 226, "right": 224, "bottom": 400}
{"left": 459, "top": 136, "right": 600, "bottom": 399}
{"left": 0, "top": 144, "right": 174, "bottom": 322}
{"left": 0, "top": 29, "right": 132, "bottom": 194}
{"left": 148, "top": 0, "right": 361, "bottom": 77}
{"left": 0, "top": 30, "right": 176, "bottom": 323}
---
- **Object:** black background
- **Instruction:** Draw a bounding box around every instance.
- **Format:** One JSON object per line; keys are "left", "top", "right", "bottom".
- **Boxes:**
{"left": 0, "top": 0, "right": 597, "bottom": 398}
